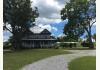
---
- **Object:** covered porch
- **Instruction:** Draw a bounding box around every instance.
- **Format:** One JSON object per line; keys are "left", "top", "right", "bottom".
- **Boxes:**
{"left": 21, "top": 39, "right": 57, "bottom": 48}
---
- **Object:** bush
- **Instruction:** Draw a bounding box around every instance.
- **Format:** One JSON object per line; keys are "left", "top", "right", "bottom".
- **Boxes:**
{"left": 3, "top": 42, "right": 12, "bottom": 49}
{"left": 53, "top": 43, "right": 59, "bottom": 49}
{"left": 60, "top": 43, "right": 69, "bottom": 48}
{"left": 54, "top": 46, "right": 59, "bottom": 49}
{"left": 81, "top": 42, "right": 90, "bottom": 47}
{"left": 60, "top": 43, "right": 65, "bottom": 48}
{"left": 60, "top": 43, "right": 77, "bottom": 48}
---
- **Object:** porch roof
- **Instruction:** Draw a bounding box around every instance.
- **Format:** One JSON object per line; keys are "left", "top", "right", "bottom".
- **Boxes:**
{"left": 22, "top": 39, "right": 57, "bottom": 40}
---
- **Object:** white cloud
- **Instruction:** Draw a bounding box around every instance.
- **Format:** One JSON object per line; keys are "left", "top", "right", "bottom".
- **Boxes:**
{"left": 35, "top": 17, "right": 61, "bottom": 25}
{"left": 52, "top": 27, "right": 58, "bottom": 31}
{"left": 37, "top": 24, "right": 58, "bottom": 32}
{"left": 30, "top": 24, "right": 57, "bottom": 33}
{"left": 29, "top": 26, "right": 44, "bottom": 33}
{"left": 31, "top": 0, "right": 65, "bottom": 25}
{"left": 58, "top": 33, "right": 66, "bottom": 37}
{"left": 38, "top": 24, "right": 52, "bottom": 31}
{"left": 31, "top": 0, "right": 62, "bottom": 18}
{"left": 55, "top": 0, "right": 69, "bottom": 5}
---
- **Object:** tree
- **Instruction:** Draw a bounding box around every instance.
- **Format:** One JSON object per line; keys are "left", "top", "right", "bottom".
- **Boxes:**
{"left": 63, "top": 21, "right": 84, "bottom": 42}
{"left": 3, "top": 0, "right": 39, "bottom": 49}
{"left": 61, "top": 0, "right": 96, "bottom": 48}
{"left": 57, "top": 35, "right": 68, "bottom": 42}
{"left": 92, "top": 33, "right": 96, "bottom": 41}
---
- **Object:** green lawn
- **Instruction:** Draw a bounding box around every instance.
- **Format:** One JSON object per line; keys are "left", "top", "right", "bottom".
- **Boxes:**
{"left": 68, "top": 56, "right": 96, "bottom": 70}
{"left": 66, "top": 47, "right": 96, "bottom": 50}
{"left": 4, "top": 49, "right": 70, "bottom": 70}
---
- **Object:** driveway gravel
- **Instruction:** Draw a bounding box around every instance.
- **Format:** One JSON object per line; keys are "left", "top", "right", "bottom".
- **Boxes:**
{"left": 21, "top": 50, "right": 96, "bottom": 70}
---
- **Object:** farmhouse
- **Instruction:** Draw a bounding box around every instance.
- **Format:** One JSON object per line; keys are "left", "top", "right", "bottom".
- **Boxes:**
{"left": 21, "top": 25, "right": 57, "bottom": 48}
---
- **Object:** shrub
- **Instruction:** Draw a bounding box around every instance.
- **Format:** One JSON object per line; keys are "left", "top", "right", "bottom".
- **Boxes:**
{"left": 54, "top": 46, "right": 59, "bottom": 49}
{"left": 81, "top": 42, "right": 90, "bottom": 47}
{"left": 60, "top": 43, "right": 78, "bottom": 48}
{"left": 53, "top": 43, "right": 59, "bottom": 49}
{"left": 60, "top": 43, "right": 69, "bottom": 48}
{"left": 3, "top": 42, "right": 12, "bottom": 49}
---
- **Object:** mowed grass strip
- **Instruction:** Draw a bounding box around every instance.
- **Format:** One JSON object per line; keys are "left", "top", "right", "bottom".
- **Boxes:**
{"left": 68, "top": 56, "right": 96, "bottom": 70}
{"left": 4, "top": 49, "right": 70, "bottom": 70}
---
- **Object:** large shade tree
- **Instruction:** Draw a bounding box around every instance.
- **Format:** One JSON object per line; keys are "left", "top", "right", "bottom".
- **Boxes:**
{"left": 3, "top": 0, "right": 39, "bottom": 49}
{"left": 61, "top": 0, "right": 96, "bottom": 48}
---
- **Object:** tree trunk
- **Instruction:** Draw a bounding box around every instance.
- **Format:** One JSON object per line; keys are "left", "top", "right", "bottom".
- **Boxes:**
{"left": 88, "top": 35, "right": 94, "bottom": 48}
{"left": 88, "top": 29, "right": 94, "bottom": 49}
{"left": 11, "top": 33, "right": 23, "bottom": 50}
{"left": 11, "top": 37, "right": 21, "bottom": 50}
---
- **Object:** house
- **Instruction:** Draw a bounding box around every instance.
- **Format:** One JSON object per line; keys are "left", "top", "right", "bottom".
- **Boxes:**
{"left": 21, "top": 25, "right": 57, "bottom": 48}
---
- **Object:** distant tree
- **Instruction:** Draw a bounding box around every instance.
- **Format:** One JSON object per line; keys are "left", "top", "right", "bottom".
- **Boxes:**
{"left": 3, "top": 0, "right": 39, "bottom": 49}
{"left": 57, "top": 37, "right": 64, "bottom": 42}
{"left": 61, "top": 0, "right": 96, "bottom": 48}
{"left": 57, "top": 35, "right": 77, "bottom": 42}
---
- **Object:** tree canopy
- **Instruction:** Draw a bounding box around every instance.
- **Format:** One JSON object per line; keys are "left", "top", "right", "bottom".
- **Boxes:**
{"left": 3, "top": 0, "right": 39, "bottom": 49}
{"left": 61, "top": 0, "right": 96, "bottom": 48}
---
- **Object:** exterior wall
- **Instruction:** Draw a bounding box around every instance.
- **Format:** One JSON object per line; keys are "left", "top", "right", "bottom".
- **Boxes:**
{"left": 22, "top": 40, "right": 56, "bottom": 48}
{"left": 24, "top": 34, "right": 51, "bottom": 39}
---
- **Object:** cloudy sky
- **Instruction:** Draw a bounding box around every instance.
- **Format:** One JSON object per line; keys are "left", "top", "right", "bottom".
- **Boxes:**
{"left": 3, "top": 0, "right": 96, "bottom": 42}
{"left": 30, "top": 0, "right": 68, "bottom": 36}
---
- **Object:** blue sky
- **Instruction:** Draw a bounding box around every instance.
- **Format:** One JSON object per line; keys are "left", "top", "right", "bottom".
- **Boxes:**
{"left": 51, "top": 20, "right": 67, "bottom": 37}
{"left": 3, "top": 31, "right": 12, "bottom": 42}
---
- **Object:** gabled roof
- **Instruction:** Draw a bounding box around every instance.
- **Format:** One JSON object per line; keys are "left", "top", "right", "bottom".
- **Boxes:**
{"left": 41, "top": 29, "right": 51, "bottom": 34}
{"left": 29, "top": 25, "right": 51, "bottom": 34}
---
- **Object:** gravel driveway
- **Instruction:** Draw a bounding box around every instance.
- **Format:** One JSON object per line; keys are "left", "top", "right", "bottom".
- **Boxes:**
{"left": 21, "top": 50, "right": 96, "bottom": 70}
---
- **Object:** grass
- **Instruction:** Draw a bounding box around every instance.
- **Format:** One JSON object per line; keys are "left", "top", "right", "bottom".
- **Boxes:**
{"left": 66, "top": 47, "right": 96, "bottom": 50}
{"left": 4, "top": 49, "right": 70, "bottom": 70}
{"left": 68, "top": 56, "right": 96, "bottom": 70}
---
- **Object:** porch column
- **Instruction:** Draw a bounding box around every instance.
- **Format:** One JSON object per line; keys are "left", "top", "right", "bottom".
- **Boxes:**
{"left": 32, "top": 40, "right": 34, "bottom": 48}
{"left": 40, "top": 41, "right": 42, "bottom": 48}
{"left": 43, "top": 41, "right": 44, "bottom": 48}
